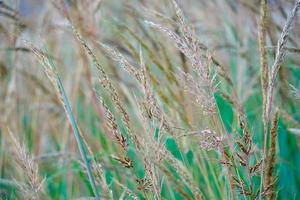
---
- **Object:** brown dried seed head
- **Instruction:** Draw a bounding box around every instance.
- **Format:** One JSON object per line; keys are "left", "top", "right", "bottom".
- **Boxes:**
{"left": 265, "top": 110, "right": 279, "bottom": 198}
{"left": 112, "top": 156, "right": 133, "bottom": 168}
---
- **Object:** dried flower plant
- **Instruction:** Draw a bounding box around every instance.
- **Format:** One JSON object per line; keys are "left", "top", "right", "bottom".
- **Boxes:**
{"left": 265, "top": 0, "right": 300, "bottom": 122}
{"left": 261, "top": 1, "right": 300, "bottom": 198}
{"left": 71, "top": 25, "right": 141, "bottom": 151}
{"left": 259, "top": 0, "right": 269, "bottom": 128}
{"left": 8, "top": 129, "right": 44, "bottom": 200}
{"left": 264, "top": 110, "right": 279, "bottom": 200}
{"left": 1, "top": 0, "right": 299, "bottom": 199}
{"left": 145, "top": 7, "right": 217, "bottom": 114}
{"left": 24, "top": 41, "right": 102, "bottom": 199}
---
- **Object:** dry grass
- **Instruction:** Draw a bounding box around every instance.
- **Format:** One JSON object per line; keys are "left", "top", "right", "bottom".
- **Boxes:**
{"left": 0, "top": 0, "right": 300, "bottom": 199}
{"left": 8, "top": 129, "right": 44, "bottom": 200}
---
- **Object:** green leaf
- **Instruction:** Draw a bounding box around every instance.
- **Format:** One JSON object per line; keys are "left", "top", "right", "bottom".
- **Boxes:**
{"left": 277, "top": 119, "right": 300, "bottom": 199}
{"left": 165, "top": 138, "right": 184, "bottom": 162}
{"left": 215, "top": 93, "right": 234, "bottom": 133}
{"left": 127, "top": 147, "right": 145, "bottom": 179}
{"left": 43, "top": 48, "right": 101, "bottom": 199}
{"left": 186, "top": 150, "right": 194, "bottom": 166}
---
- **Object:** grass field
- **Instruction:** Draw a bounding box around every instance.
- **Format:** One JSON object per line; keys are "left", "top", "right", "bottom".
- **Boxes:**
{"left": 0, "top": 0, "right": 300, "bottom": 199}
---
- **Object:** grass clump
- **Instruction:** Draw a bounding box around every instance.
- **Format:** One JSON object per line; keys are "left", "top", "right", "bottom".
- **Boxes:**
{"left": 0, "top": 0, "right": 300, "bottom": 199}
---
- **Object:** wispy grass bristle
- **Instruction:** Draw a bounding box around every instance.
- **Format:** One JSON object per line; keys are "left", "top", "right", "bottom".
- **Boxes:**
{"left": 266, "top": 0, "right": 300, "bottom": 122}
{"left": 8, "top": 129, "right": 44, "bottom": 200}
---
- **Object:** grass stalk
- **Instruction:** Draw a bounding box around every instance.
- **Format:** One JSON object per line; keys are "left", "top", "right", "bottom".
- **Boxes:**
{"left": 261, "top": 1, "right": 300, "bottom": 198}
{"left": 26, "top": 43, "right": 101, "bottom": 199}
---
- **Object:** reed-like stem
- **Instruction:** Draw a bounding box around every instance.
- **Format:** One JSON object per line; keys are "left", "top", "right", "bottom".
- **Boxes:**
{"left": 261, "top": 1, "right": 300, "bottom": 198}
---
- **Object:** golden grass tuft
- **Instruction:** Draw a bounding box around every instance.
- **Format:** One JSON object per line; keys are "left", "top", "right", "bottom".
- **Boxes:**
{"left": 8, "top": 129, "right": 44, "bottom": 200}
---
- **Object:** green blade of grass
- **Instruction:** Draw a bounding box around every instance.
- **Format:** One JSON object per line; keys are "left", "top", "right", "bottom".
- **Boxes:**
{"left": 32, "top": 46, "right": 100, "bottom": 200}
{"left": 56, "top": 76, "right": 101, "bottom": 199}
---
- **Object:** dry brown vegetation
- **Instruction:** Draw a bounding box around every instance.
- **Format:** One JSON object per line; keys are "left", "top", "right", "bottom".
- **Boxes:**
{"left": 0, "top": 0, "right": 300, "bottom": 199}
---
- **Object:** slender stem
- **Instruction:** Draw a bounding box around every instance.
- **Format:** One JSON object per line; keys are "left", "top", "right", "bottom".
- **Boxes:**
{"left": 57, "top": 77, "right": 101, "bottom": 199}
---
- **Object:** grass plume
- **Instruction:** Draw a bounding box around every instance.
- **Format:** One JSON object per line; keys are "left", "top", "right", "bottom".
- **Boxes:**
{"left": 264, "top": 110, "right": 279, "bottom": 199}
{"left": 1, "top": 0, "right": 299, "bottom": 199}
{"left": 8, "top": 129, "right": 44, "bottom": 200}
